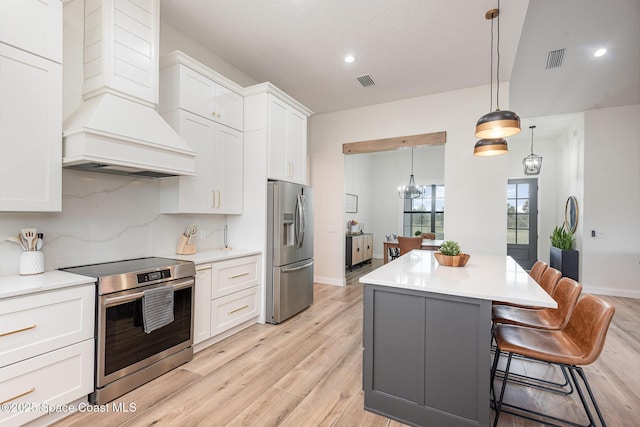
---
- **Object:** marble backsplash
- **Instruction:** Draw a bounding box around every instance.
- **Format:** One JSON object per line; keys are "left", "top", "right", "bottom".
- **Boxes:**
{"left": 0, "top": 170, "right": 234, "bottom": 276}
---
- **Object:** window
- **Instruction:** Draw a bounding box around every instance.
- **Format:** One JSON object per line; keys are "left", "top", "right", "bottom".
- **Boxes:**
{"left": 507, "top": 182, "right": 530, "bottom": 244}
{"left": 402, "top": 185, "right": 444, "bottom": 238}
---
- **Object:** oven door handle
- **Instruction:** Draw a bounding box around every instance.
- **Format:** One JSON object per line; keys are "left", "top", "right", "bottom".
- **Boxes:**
{"left": 103, "top": 278, "right": 194, "bottom": 307}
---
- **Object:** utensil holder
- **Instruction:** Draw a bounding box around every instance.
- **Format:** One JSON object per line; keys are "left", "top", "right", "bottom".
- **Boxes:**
{"left": 176, "top": 235, "right": 196, "bottom": 255}
{"left": 20, "top": 251, "right": 45, "bottom": 275}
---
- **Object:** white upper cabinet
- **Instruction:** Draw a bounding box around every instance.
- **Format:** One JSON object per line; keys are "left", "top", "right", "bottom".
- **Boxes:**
{"left": 0, "top": 2, "right": 62, "bottom": 212}
{"left": 160, "top": 52, "right": 244, "bottom": 131}
{"left": 245, "top": 83, "right": 312, "bottom": 185}
{"left": 160, "top": 110, "right": 243, "bottom": 214}
{"left": 159, "top": 52, "right": 244, "bottom": 214}
{"left": 0, "top": 0, "right": 62, "bottom": 63}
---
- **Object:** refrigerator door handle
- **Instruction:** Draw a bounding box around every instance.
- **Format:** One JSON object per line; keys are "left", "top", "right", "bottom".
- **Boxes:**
{"left": 296, "top": 194, "right": 305, "bottom": 248}
{"left": 282, "top": 261, "right": 314, "bottom": 273}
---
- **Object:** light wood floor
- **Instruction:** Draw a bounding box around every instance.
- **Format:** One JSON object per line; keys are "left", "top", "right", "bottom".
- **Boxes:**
{"left": 56, "top": 259, "right": 640, "bottom": 426}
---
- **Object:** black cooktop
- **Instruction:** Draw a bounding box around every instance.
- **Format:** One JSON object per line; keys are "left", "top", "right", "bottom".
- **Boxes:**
{"left": 60, "top": 257, "right": 192, "bottom": 278}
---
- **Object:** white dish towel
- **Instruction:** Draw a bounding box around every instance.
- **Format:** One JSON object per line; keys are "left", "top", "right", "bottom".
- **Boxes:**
{"left": 142, "top": 286, "right": 174, "bottom": 333}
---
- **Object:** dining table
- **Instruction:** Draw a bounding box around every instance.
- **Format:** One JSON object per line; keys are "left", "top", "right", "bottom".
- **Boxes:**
{"left": 383, "top": 239, "right": 444, "bottom": 263}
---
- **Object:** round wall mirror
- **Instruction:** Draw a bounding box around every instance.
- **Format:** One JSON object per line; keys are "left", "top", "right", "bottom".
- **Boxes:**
{"left": 564, "top": 196, "right": 579, "bottom": 234}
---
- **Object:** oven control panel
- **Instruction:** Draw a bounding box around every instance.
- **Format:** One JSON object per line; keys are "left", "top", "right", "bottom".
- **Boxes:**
{"left": 137, "top": 269, "right": 171, "bottom": 284}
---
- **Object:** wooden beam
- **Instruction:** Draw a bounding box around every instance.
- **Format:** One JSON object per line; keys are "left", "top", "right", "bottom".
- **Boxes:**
{"left": 342, "top": 131, "right": 446, "bottom": 155}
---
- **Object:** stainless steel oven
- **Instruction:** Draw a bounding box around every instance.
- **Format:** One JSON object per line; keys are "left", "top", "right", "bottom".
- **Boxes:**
{"left": 60, "top": 257, "right": 196, "bottom": 405}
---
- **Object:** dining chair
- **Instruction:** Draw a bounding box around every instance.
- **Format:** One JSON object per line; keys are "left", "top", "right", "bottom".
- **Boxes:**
{"left": 492, "top": 294, "right": 615, "bottom": 427}
{"left": 397, "top": 236, "right": 423, "bottom": 256}
{"left": 385, "top": 234, "right": 400, "bottom": 260}
{"left": 421, "top": 232, "right": 436, "bottom": 240}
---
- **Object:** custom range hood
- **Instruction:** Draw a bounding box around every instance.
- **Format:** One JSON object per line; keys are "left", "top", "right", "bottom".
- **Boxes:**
{"left": 63, "top": 0, "right": 196, "bottom": 178}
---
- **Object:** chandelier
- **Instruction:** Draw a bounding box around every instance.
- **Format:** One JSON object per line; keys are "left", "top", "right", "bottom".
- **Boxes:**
{"left": 523, "top": 125, "right": 543, "bottom": 175}
{"left": 398, "top": 148, "right": 424, "bottom": 199}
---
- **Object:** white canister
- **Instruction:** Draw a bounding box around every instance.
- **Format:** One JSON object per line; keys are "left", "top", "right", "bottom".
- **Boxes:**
{"left": 19, "top": 251, "right": 45, "bottom": 275}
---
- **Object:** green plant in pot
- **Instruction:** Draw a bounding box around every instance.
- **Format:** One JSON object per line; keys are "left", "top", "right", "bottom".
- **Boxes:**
{"left": 435, "top": 240, "right": 469, "bottom": 267}
{"left": 550, "top": 226, "right": 574, "bottom": 250}
{"left": 414, "top": 230, "right": 422, "bottom": 236}
{"left": 549, "top": 225, "right": 579, "bottom": 281}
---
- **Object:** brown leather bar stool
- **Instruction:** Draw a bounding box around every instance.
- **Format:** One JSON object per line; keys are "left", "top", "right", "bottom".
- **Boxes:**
{"left": 529, "top": 259, "right": 548, "bottom": 283}
{"left": 491, "top": 294, "right": 615, "bottom": 427}
{"left": 492, "top": 278, "right": 582, "bottom": 394}
{"left": 397, "top": 236, "right": 423, "bottom": 256}
{"left": 492, "top": 277, "right": 582, "bottom": 330}
{"left": 493, "top": 266, "right": 562, "bottom": 308}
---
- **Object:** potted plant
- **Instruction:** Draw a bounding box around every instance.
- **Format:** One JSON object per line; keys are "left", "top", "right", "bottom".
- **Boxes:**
{"left": 434, "top": 240, "right": 470, "bottom": 267}
{"left": 549, "top": 225, "right": 579, "bottom": 280}
{"left": 414, "top": 230, "right": 422, "bottom": 236}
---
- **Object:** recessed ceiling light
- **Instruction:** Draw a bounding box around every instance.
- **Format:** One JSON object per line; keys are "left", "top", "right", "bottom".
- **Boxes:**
{"left": 594, "top": 48, "right": 607, "bottom": 57}
{"left": 344, "top": 55, "right": 355, "bottom": 63}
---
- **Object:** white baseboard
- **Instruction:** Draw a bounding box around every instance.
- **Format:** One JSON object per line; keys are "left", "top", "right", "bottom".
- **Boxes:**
{"left": 314, "top": 275, "right": 345, "bottom": 286}
{"left": 584, "top": 286, "right": 640, "bottom": 299}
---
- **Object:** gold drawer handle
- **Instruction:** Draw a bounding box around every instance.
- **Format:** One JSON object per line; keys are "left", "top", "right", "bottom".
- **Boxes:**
{"left": 228, "top": 272, "right": 249, "bottom": 279}
{"left": 228, "top": 304, "right": 249, "bottom": 315}
{"left": 0, "top": 324, "right": 36, "bottom": 338}
{"left": 0, "top": 387, "right": 36, "bottom": 405}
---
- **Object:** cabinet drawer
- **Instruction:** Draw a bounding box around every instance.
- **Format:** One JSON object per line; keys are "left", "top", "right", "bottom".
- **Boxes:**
{"left": 211, "top": 255, "right": 261, "bottom": 299}
{"left": 0, "top": 339, "right": 94, "bottom": 427}
{"left": 210, "top": 287, "right": 259, "bottom": 336}
{"left": 0, "top": 285, "right": 95, "bottom": 368}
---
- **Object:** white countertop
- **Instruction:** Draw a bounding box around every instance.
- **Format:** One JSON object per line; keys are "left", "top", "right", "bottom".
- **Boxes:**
{"left": 0, "top": 270, "right": 96, "bottom": 300}
{"left": 360, "top": 250, "right": 557, "bottom": 308}
{"left": 161, "top": 248, "right": 262, "bottom": 265}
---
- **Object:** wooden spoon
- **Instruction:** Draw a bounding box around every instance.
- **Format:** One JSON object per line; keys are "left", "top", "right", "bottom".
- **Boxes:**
{"left": 21, "top": 228, "right": 37, "bottom": 251}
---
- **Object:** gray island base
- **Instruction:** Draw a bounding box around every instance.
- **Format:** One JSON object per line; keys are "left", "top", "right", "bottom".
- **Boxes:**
{"left": 363, "top": 284, "right": 491, "bottom": 427}
{"left": 359, "top": 251, "right": 556, "bottom": 427}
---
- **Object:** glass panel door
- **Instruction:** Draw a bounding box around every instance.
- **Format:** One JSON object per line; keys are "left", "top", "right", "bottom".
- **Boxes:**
{"left": 507, "top": 178, "right": 538, "bottom": 270}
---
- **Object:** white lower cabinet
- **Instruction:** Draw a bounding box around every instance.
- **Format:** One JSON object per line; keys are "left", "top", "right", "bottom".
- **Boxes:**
{"left": 0, "top": 282, "right": 95, "bottom": 426}
{"left": 193, "top": 255, "right": 261, "bottom": 350}
{"left": 0, "top": 340, "right": 94, "bottom": 427}
{"left": 194, "top": 264, "right": 212, "bottom": 345}
{"left": 210, "top": 287, "right": 260, "bottom": 336}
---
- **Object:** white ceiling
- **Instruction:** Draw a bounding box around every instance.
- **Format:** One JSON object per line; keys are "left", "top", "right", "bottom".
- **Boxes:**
{"left": 160, "top": 0, "right": 639, "bottom": 137}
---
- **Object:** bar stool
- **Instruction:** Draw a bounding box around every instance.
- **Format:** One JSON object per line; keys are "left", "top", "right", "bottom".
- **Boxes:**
{"left": 493, "top": 266, "right": 562, "bottom": 308}
{"left": 492, "top": 278, "right": 582, "bottom": 394}
{"left": 492, "top": 277, "right": 582, "bottom": 331}
{"left": 492, "top": 294, "right": 615, "bottom": 427}
{"left": 529, "top": 260, "right": 548, "bottom": 283}
{"left": 397, "top": 236, "right": 423, "bottom": 256}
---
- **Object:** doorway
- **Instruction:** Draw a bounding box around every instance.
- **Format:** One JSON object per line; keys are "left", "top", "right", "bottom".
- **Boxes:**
{"left": 507, "top": 178, "right": 538, "bottom": 270}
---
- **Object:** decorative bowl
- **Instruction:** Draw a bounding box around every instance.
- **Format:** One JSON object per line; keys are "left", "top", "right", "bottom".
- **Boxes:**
{"left": 434, "top": 252, "right": 470, "bottom": 267}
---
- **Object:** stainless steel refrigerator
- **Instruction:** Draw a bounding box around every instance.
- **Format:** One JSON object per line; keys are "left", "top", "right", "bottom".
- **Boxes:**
{"left": 266, "top": 180, "right": 314, "bottom": 324}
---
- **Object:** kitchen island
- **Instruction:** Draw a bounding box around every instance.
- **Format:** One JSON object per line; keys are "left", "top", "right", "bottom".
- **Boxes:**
{"left": 359, "top": 250, "right": 556, "bottom": 427}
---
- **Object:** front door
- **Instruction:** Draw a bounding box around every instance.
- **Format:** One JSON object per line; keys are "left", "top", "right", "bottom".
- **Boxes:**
{"left": 507, "top": 179, "right": 538, "bottom": 270}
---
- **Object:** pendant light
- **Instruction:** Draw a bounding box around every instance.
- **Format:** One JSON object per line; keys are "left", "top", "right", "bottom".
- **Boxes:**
{"left": 398, "top": 148, "right": 424, "bottom": 199}
{"left": 523, "top": 125, "right": 543, "bottom": 175}
{"left": 474, "top": 1, "right": 521, "bottom": 154}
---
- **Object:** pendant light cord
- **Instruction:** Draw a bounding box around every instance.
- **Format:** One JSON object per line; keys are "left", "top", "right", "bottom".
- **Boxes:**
{"left": 496, "top": 0, "right": 501, "bottom": 110}
{"left": 530, "top": 125, "right": 536, "bottom": 153}
{"left": 489, "top": 10, "right": 494, "bottom": 112}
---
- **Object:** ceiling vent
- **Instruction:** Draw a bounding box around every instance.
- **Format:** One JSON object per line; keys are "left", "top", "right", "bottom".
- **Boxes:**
{"left": 546, "top": 49, "right": 565, "bottom": 69}
{"left": 356, "top": 74, "right": 376, "bottom": 87}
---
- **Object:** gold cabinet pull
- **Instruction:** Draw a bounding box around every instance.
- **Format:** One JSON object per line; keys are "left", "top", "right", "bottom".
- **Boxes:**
{"left": 0, "top": 324, "right": 36, "bottom": 338}
{"left": 228, "top": 272, "right": 249, "bottom": 280}
{"left": 228, "top": 304, "right": 249, "bottom": 315}
{"left": 0, "top": 387, "right": 36, "bottom": 405}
